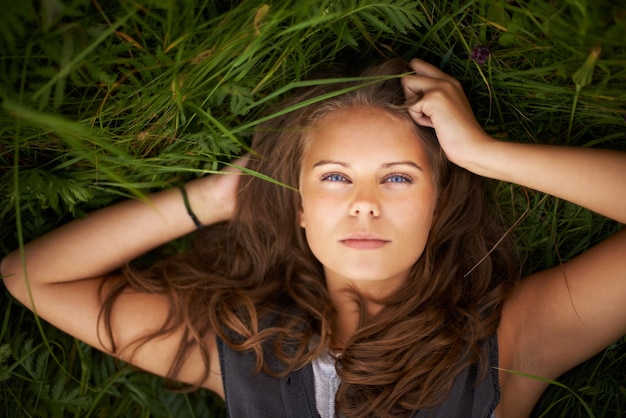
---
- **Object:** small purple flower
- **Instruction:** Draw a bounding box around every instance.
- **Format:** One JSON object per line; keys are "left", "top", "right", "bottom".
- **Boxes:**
{"left": 470, "top": 45, "right": 491, "bottom": 66}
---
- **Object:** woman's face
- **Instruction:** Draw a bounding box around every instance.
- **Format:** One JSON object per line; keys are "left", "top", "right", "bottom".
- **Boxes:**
{"left": 299, "top": 106, "right": 437, "bottom": 291}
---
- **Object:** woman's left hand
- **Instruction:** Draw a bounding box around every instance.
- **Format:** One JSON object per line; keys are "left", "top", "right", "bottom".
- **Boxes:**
{"left": 401, "top": 58, "right": 494, "bottom": 169}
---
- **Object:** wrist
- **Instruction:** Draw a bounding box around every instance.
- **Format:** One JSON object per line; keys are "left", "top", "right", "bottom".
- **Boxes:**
{"left": 185, "top": 176, "right": 234, "bottom": 226}
{"left": 458, "top": 138, "right": 521, "bottom": 182}
{"left": 178, "top": 185, "right": 203, "bottom": 229}
{"left": 445, "top": 131, "right": 498, "bottom": 174}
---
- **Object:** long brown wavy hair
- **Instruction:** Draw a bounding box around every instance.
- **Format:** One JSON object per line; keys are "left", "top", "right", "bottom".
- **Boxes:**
{"left": 99, "top": 58, "right": 519, "bottom": 417}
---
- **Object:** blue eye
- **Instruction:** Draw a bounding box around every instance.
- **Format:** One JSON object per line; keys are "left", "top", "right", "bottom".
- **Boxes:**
{"left": 322, "top": 173, "right": 349, "bottom": 182}
{"left": 384, "top": 174, "right": 413, "bottom": 184}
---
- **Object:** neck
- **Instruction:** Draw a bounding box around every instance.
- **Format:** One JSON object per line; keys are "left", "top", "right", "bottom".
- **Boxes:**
{"left": 325, "top": 272, "right": 404, "bottom": 349}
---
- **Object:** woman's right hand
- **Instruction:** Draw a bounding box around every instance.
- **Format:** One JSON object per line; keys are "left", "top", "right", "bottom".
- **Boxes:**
{"left": 1, "top": 155, "right": 249, "bottom": 288}
{"left": 195, "top": 156, "right": 249, "bottom": 224}
{"left": 0, "top": 157, "right": 250, "bottom": 397}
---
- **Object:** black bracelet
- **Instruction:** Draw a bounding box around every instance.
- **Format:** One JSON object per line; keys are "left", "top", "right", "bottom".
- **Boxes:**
{"left": 178, "top": 186, "right": 203, "bottom": 229}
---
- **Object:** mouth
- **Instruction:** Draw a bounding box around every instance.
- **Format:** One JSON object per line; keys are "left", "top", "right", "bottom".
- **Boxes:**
{"left": 340, "top": 234, "right": 390, "bottom": 250}
{"left": 340, "top": 239, "right": 389, "bottom": 250}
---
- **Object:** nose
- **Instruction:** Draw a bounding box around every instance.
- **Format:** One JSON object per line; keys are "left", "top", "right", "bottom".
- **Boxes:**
{"left": 349, "top": 186, "right": 381, "bottom": 217}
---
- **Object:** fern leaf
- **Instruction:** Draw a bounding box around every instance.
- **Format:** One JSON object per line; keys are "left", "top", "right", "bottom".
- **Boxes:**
{"left": 330, "top": 21, "right": 359, "bottom": 49}
{"left": 358, "top": 10, "right": 393, "bottom": 34}
{"left": 382, "top": 5, "right": 413, "bottom": 34}
{"left": 0, "top": 344, "right": 12, "bottom": 382}
{"left": 34, "top": 349, "right": 49, "bottom": 380}
{"left": 50, "top": 371, "right": 65, "bottom": 401}
{"left": 15, "top": 168, "right": 94, "bottom": 217}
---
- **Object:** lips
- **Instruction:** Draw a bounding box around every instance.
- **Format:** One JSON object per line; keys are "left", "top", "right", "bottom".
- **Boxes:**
{"left": 340, "top": 233, "right": 390, "bottom": 250}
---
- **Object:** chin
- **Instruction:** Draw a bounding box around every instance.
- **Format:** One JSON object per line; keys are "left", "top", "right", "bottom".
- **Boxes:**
{"left": 333, "top": 267, "right": 409, "bottom": 285}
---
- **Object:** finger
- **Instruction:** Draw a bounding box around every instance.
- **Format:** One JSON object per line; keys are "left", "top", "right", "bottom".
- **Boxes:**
{"left": 410, "top": 113, "right": 434, "bottom": 129}
{"left": 401, "top": 81, "right": 422, "bottom": 103}
{"left": 222, "top": 154, "right": 250, "bottom": 173}
{"left": 408, "top": 58, "right": 454, "bottom": 81}
{"left": 401, "top": 74, "right": 442, "bottom": 102}
{"left": 406, "top": 100, "right": 435, "bottom": 128}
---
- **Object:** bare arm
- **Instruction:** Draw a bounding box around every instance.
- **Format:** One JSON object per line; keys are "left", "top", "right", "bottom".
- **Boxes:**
{"left": 1, "top": 163, "right": 245, "bottom": 396}
{"left": 402, "top": 59, "right": 626, "bottom": 224}
{"left": 464, "top": 142, "right": 626, "bottom": 224}
{"left": 403, "top": 59, "right": 626, "bottom": 416}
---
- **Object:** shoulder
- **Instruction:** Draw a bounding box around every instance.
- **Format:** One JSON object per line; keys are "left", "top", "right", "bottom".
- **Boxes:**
{"left": 496, "top": 229, "right": 626, "bottom": 416}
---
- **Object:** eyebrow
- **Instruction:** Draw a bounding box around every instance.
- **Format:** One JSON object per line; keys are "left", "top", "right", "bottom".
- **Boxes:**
{"left": 312, "top": 160, "right": 423, "bottom": 172}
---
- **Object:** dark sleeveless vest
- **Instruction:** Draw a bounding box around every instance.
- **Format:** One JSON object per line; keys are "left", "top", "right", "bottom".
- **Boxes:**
{"left": 216, "top": 333, "right": 500, "bottom": 418}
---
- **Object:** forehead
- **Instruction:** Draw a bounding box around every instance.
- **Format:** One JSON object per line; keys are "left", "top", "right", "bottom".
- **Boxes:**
{"left": 302, "top": 106, "right": 429, "bottom": 167}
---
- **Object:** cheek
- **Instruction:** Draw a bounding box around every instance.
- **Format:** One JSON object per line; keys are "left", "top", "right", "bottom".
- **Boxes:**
{"left": 399, "top": 199, "right": 436, "bottom": 241}
{"left": 299, "top": 207, "right": 305, "bottom": 228}
{"left": 298, "top": 185, "right": 330, "bottom": 230}
{"left": 299, "top": 199, "right": 324, "bottom": 230}
{"left": 298, "top": 190, "right": 309, "bottom": 229}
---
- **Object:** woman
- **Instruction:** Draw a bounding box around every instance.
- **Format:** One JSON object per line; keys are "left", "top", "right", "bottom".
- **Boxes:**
{"left": 2, "top": 58, "right": 625, "bottom": 417}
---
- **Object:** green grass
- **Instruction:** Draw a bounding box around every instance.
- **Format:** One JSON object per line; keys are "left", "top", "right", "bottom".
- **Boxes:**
{"left": 1, "top": 0, "right": 625, "bottom": 416}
